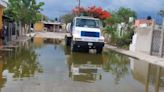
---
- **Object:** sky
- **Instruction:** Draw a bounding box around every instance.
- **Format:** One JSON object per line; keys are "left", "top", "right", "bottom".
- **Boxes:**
{"left": 37, "top": 0, "right": 164, "bottom": 23}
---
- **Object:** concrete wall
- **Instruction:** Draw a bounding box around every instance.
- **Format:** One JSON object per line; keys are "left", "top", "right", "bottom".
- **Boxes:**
{"left": 130, "top": 19, "right": 155, "bottom": 54}
{"left": 130, "top": 27, "right": 153, "bottom": 54}
{"left": 136, "top": 27, "right": 153, "bottom": 54}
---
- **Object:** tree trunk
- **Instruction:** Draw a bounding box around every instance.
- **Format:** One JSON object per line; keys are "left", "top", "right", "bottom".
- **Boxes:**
{"left": 24, "top": 24, "right": 30, "bottom": 34}
{"left": 19, "top": 21, "right": 22, "bottom": 36}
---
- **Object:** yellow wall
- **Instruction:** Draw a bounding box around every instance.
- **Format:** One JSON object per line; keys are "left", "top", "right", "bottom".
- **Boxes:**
{"left": 0, "top": 7, "right": 3, "bottom": 30}
{"left": 34, "top": 22, "right": 44, "bottom": 32}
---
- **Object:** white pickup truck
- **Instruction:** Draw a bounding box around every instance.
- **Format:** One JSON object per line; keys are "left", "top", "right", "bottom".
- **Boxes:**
{"left": 65, "top": 16, "right": 105, "bottom": 54}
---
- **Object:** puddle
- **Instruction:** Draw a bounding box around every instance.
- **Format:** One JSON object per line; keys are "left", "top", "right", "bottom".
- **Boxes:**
{"left": 0, "top": 37, "right": 163, "bottom": 92}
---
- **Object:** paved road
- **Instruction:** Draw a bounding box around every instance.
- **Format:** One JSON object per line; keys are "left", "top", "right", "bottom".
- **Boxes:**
{"left": 30, "top": 32, "right": 164, "bottom": 68}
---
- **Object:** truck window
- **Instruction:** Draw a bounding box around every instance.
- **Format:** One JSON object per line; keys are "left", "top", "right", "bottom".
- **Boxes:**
{"left": 76, "top": 18, "right": 100, "bottom": 28}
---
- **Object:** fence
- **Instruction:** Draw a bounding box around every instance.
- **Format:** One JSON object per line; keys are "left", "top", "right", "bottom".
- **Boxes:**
{"left": 151, "top": 23, "right": 164, "bottom": 57}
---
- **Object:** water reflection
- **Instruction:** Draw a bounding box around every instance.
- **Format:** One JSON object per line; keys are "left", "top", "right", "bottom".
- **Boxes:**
{"left": 103, "top": 51, "right": 129, "bottom": 84}
{"left": 0, "top": 59, "right": 6, "bottom": 88}
{"left": 3, "top": 45, "right": 43, "bottom": 78}
{"left": 66, "top": 51, "right": 130, "bottom": 84}
{"left": 33, "top": 37, "right": 63, "bottom": 49}
{"left": 130, "top": 58, "right": 164, "bottom": 92}
{"left": 33, "top": 37, "right": 44, "bottom": 48}
{"left": 0, "top": 38, "right": 162, "bottom": 92}
{"left": 67, "top": 53, "right": 103, "bottom": 83}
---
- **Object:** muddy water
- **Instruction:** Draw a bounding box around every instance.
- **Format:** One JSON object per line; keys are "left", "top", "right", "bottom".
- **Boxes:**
{"left": 0, "top": 38, "right": 163, "bottom": 92}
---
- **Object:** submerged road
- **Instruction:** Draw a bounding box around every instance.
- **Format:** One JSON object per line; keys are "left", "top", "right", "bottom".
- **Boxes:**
{"left": 33, "top": 32, "right": 164, "bottom": 68}
{"left": 34, "top": 32, "right": 69, "bottom": 39}
{"left": 1, "top": 32, "right": 163, "bottom": 92}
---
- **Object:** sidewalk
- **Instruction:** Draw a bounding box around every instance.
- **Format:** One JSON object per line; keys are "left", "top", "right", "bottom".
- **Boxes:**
{"left": 105, "top": 45, "right": 164, "bottom": 68}
{"left": 15, "top": 36, "right": 31, "bottom": 42}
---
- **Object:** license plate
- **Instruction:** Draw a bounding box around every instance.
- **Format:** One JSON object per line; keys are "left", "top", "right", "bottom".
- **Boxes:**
{"left": 88, "top": 43, "right": 93, "bottom": 46}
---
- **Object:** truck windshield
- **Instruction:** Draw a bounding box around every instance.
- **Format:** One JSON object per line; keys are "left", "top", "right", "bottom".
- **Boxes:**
{"left": 76, "top": 18, "right": 100, "bottom": 28}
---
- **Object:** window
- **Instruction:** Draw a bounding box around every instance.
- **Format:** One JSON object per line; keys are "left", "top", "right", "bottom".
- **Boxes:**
{"left": 76, "top": 18, "right": 100, "bottom": 28}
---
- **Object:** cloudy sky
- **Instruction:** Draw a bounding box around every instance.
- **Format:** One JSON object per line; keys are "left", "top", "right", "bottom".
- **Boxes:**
{"left": 37, "top": 0, "right": 164, "bottom": 22}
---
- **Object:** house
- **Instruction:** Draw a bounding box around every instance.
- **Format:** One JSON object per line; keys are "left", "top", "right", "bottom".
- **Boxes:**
{"left": 34, "top": 21, "right": 44, "bottom": 32}
{"left": 34, "top": 21, "right": 63, "bottom": 32}
{"left": 0, "top": 0, "right": 7, "bottom": 30}
{"left": 0, "top": 0, "right": 7, "bottom": 45}
{"left": 0, "top": 0, "right": 7, "bottom": 29}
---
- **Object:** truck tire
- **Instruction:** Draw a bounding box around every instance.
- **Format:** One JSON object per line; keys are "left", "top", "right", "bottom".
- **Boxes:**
{"left": 65, "top": 36, "right": 71, "bottom": 46}
{"left": 96, "top": 47, "right": 103, "bottom": 54}
{"left": 71, "top": 42, "right": 77, "bottom": 52}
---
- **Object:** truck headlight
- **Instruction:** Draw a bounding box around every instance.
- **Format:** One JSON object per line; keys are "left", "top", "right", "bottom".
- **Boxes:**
{"left": 98, "top": 39, "right": 104, "bottom": 42}
{"left": 75, "top": 38, "right": 82, "bottom": 41}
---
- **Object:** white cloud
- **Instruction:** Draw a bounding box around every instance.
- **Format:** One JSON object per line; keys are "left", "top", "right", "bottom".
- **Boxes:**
{"left": 106, "top": 0, "right": 164, "bottom": 12}
{"left": 37, "top": 0, "right": 164, "bottom": 18}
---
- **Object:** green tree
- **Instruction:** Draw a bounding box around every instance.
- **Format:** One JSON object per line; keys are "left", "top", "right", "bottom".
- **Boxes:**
{"left": 116, "top": 7, "right": 136, "bottom": 23}
{"left": 60, "top": 13, "right": 75, "bottom": 24}
{"left": 104, "top": 8, "right": 136, "bottom": 47}
{"left": 5, "top": 0, "right": 44, "bottom": 33}
{"left": 105, "top": 7, "right": 136, "bottom": 27}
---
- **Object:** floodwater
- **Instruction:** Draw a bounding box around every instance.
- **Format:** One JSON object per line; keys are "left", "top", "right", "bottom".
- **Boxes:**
{"left": 0, "top": 37, "right": 163, "bottom": 92}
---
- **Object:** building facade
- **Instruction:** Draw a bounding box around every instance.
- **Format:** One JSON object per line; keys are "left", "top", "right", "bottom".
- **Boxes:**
{"left": 0, "top": 0, "right": 7, "bottom": 30}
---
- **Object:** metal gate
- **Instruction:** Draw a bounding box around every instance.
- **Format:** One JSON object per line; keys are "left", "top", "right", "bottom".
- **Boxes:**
{"left": 151, "top": 30, "right": 161, "bottom": 56}
{"left": 151, "top": 24, "right": 164, "bottom": 58}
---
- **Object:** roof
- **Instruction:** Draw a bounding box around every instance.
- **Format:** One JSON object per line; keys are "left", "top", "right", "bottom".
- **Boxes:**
{"left": 42, "top": 21, "right": 62, "bottom": 25}
{"left": 135, "top": 19, "right": 154, "bottom": 27}
{"left": 75, "top": 16, "right": 100, "bottom": 20}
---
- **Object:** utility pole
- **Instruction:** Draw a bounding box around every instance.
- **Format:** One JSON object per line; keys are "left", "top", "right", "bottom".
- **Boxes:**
{"left": 78, "top": 0, "right": 81, "bottom": 7}
{"left": 77, "top": 0, "right": 81, "bottom": 16}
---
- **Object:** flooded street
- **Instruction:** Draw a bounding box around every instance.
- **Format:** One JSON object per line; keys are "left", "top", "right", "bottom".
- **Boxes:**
{"left": 0, "top": 37, "right": 163, "bottom": 92}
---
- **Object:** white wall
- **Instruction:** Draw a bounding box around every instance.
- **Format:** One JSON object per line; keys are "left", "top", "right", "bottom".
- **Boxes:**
{"left": 130, "top": 27, "right": 154, "bottom": 54}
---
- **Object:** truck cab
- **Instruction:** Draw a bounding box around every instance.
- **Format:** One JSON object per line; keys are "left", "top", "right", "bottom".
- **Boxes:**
{"left": 65, "top": 16, "right": 105, "bottom": 53}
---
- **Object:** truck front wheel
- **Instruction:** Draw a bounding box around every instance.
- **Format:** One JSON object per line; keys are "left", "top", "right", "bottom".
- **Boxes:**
{"left": 65, "top": 36, "right": 72, "bottom": 46}
{"left": 96, "top": 47, "right": 103, "bottom": 54}
{"left": 71, "top": 42, "right": 77, "bottom": 52}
